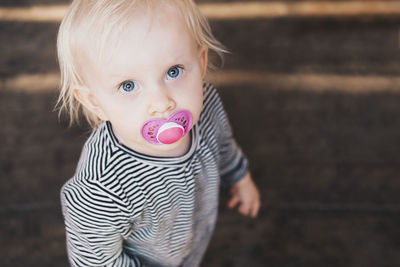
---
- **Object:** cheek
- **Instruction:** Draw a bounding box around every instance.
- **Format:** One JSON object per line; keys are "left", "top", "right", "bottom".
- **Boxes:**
{"left": 184, "top": 84, "right": 204, "bottom": 117}
{"left": 97, "top": 94, "right": 141, "bottom": 121}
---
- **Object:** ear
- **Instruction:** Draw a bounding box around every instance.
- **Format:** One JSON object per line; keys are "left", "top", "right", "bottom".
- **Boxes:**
{"left": 198, "top": 46, "right": 208, "bottom": 79}
{"left": 73, "top": 86, "right": 108, "bottom": 121}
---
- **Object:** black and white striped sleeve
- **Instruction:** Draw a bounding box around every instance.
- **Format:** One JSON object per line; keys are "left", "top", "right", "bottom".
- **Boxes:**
{"left": 61, "top": 180, "right": 142, "bottom": 267}
{"left": 211, "top": 86, "right": 249, "bottom": 187}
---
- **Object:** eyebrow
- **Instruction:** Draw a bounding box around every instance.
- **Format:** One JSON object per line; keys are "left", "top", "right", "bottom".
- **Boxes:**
{"left": 105, "top": 42, "right": 195, "bottom": 83}
{"left": 110, "top": 53, "right": 190, "bottom": 78}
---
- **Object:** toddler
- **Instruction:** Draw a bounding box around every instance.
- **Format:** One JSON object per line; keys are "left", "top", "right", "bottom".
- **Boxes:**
{"left": 57, "top": 0, "right": 260, "bottom": 266}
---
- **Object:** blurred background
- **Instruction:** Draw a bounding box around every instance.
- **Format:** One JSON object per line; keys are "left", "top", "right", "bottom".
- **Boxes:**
{"left": 1, "top": 0, "right": 400, "bottom": 266}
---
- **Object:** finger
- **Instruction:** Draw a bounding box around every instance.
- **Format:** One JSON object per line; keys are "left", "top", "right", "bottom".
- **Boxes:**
{"left": 238, "top": 202, "right": 251, "bottom": 216}
{"left": 250, "top": 199, "right": 261, "bottom": 218}
{"left": 227, "top": 195, "right": 240, "bottom": 209}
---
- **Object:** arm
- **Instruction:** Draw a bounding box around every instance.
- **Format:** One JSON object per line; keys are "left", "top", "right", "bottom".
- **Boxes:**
{"left": 61, "top": 182, "right": 142, "bottom": 267}
{"left": 212, "top": 89, "right": 249, "bottom": 187}
{"left": 211, "top": 87, "right": 261, "bottom": 217}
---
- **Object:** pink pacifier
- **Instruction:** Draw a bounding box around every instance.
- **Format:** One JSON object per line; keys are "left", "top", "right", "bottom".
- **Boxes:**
{"left": 141, "top": 110, "right": 193, "bottom": 145}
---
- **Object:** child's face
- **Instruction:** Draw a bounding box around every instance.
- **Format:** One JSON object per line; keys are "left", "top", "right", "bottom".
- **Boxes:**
{"left": 76, "top": 3, "right": 207, "bottom": 157}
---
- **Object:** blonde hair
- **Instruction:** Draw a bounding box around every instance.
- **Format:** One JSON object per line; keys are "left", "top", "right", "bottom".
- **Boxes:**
{"left": 56, "top": 0, "right": 227, "bottom": 128}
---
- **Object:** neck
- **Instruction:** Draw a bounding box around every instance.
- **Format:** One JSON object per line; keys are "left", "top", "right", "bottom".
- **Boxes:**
{"left": 121, "top": 132, "right": 191, "bottom": 158}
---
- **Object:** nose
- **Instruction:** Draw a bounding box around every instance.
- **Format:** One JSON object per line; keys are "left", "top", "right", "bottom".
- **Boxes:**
{"left": 147, "top": 84, "right": 176, "bottom": 117}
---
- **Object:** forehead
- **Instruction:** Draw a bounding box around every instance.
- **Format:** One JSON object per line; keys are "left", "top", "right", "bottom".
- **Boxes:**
{"left": 82, "top": 2, "right": 196, "bottom": 72}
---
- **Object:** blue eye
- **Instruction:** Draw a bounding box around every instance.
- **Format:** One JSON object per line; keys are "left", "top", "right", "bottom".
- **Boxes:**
{"left": 166, "top": 66, "right": 182, "bottom": 80}
{"left": 119, "top": 81, "right": 136, "bottom": 93}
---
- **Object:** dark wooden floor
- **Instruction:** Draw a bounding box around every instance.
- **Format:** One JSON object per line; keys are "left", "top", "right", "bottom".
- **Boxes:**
{"left": 1, "top": 1, "right": 400, "bottom": 266}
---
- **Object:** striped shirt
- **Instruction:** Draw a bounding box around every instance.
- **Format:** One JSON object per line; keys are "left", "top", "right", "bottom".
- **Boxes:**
{"left": 61, "top": 83, "right": 249, "bottom": 267}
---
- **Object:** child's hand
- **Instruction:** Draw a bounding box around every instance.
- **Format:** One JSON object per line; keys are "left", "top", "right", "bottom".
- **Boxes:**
{"left": 227, "top": 171, "right": 261, "bottom": 218}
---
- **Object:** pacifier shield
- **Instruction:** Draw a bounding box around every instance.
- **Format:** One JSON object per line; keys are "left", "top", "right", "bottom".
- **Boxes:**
{"left": 141, "top": 110, "right": 192, "bottom": 145}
